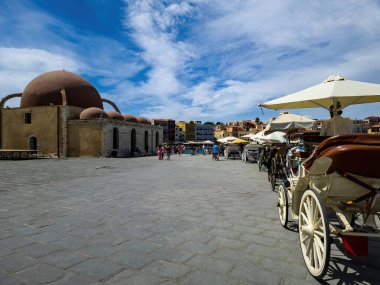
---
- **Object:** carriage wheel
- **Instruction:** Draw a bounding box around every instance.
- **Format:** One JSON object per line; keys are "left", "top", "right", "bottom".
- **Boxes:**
{"left": 278, "top": 183, "right": 288, "bottom": 228}
{"left": 299, "top": 189, "right": 330, "bottom": 279}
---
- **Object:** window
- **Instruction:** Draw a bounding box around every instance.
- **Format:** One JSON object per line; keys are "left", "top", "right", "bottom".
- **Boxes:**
{"left": 24, "top": 113, "right": 31, "bottom": 124}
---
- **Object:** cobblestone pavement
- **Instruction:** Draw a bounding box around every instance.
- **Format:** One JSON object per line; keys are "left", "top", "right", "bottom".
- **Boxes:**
{"left": 1, "top": 155, "right": 379, "bottom": 285}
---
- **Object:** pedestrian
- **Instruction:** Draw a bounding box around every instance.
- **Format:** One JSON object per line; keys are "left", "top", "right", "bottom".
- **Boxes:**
{"left": 157, "top": 145, "right": 164, "bottom": 160}
{"left": 212, "top": 143, "right": 220, "bottom": 161}
{"left": 165, "top": 145, "right": 172, "bottom": 160}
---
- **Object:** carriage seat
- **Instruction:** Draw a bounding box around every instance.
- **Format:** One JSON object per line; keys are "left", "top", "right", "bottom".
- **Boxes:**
{"left": 303, "top": 134, "right": 380, "bottom": 178}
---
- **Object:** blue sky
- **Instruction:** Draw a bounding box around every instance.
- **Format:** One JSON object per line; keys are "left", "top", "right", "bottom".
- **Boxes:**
{"left": 1, "top": 0, "right": 380, "bottom": 122}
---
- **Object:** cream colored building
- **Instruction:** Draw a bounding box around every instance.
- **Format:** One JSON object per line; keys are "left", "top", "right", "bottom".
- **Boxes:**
{"left": 0, "top": 70, "right": 163, "bottom": 158}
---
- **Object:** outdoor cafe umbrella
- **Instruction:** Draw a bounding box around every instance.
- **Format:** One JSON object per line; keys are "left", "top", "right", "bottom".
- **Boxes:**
{"left": 217, "top": 136, "right": 238, "bottom": 143}
{"left": 259, "top": 75, "right": 380, "bottom": 114}
{"left": 265, "top": 112, "right": 316, "bottom": 132}
{"left": 261, "top": 131, "right": 287, "bottom": 143}
{"left": 231, "top": 138, "right": 248, "bottom": 144}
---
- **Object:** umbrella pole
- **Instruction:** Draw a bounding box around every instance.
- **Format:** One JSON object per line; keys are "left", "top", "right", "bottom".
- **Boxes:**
{"left": 332, "top": 98, "right": 337, "bottom": 136}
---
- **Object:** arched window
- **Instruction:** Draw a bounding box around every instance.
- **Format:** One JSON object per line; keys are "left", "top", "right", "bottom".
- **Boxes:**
{"left": 131, "top": 129, "right": 136, "bottom": 154}
{"left": 28, "top": 136, "right": 37, "bottom": 150}
{"left": 155, "top": 131, "right": 159, "bottom": 148}
{"left": 144, "top": 130, "right": 149, "bottom": 153}
{"left": 112, "top": 128, "right": 119, "bottom": 157}
{"left": 113, "top": 128, "right": 119, "bottom": 149}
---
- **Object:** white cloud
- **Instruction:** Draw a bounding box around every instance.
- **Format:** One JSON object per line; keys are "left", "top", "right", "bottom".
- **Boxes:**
{"left": 0, "top": 47, "right": 79, "bottom": 102}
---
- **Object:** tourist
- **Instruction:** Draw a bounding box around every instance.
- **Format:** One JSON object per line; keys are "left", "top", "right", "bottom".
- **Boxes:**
{"left": 157, "top": 145, "right": 164, "bottom": 160}
{"left": 212, "top": 143, "right": 220, "bottom": 161}
{"left": 320, "top": 103, "right": 353, "bottom": 136}
{"left": 165, "top": 145, "right": 172, "bottom": 160}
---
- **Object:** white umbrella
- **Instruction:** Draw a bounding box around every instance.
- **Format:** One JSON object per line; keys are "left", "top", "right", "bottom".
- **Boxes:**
{"left": 259, "top": 75, "right": 380, "bottom": 113}
{"left": 265, "top": 112, "right": 316, "bottom": 132}
{"left": 261, "top": 131, "right": 287, "bottom": 143}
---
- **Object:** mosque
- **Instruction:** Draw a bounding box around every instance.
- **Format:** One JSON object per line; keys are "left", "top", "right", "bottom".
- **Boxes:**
{"left": 0, "top": 70, "right": 163, "bottom": 158}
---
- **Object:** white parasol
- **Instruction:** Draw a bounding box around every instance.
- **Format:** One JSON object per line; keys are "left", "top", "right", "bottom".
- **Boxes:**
{"left": 259, "top": 75, "right": 380, "bottom": 114}
{"left": 261, "top": 131, "right": 287, "bottom": 143}
{"left": 265, "top": 112, "right": 316, "bottom": 132}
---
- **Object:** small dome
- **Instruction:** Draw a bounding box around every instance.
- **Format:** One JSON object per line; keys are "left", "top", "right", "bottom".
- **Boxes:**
{"left": 80, "top": 107, "right": 108, "bottom": 120}
{"left": 106, "top": 110, "right": 124, "bottom": 120}
{"left": 136, "top": 116, "right": 150, "bottom": 124}
{"left": 123, "top": 114, "right": 138, "bottom": 122}
{"left": 21, "top": 70, "right": 103, "bottom": 109}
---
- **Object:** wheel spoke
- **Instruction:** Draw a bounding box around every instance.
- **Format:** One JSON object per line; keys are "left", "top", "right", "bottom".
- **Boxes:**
{"left": 301, "top": 233, "right": 310, "bottom": 243}
{"left": 306, "top": 238, "right": 313, "bottom": 257}
{"left": 314, "top": 229, "right": 325, "bottom": 238}
{"left": 312, "top": 199, "right": 318, "bottom": 224}
{"left": 313, "top": 242, "right": 319, "bottom": 269}
{"left": 300, "top": 212, "right": 309, "bottom": 224}
{"left": 314, "top": 217, "right": 322, "bottom": 230}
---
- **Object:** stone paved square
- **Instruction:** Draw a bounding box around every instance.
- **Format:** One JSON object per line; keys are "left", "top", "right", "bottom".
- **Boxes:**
{"left": 0, "top": 155, "right": 379, "bottom": 284}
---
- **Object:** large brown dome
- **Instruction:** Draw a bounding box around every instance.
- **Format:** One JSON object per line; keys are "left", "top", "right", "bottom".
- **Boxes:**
{"left": 21, "top": 70, "right": 103, "bottom": 109}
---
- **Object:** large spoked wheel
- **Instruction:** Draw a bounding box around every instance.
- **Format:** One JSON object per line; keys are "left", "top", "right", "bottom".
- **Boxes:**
{"left": 299, "top": 189, "right": 330, "bottom": 279}
{"left": 278, "top": 183, "right": 288, "bottom": 228}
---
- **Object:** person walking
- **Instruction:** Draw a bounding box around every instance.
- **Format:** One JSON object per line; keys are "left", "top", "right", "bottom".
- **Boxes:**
{"left": 157, "top": 145, "right": 164, "bottom": 160}
{"left": 212, "top": 143, "right": 220, "bottom": 161}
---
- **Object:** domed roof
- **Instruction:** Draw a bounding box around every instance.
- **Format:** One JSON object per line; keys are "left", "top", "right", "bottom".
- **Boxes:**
{"left": 21, "top": 70, "right": 103, "bottom": 109}
{"left": 123, "top": 114, "right": 138, "bottom": 122}
{"left": 106, "top": 110, "right": 124, "bottom": 120}
{"left": 136, "top": 116, "right": 150, "bottom": 124}
{"left": 80, "top": 107, "right": 108, "bottom": 120}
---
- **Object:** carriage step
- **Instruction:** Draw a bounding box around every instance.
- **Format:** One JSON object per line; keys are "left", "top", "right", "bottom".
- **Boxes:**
{"left": 341, "top": 235, "right": 368, "bottom": 256}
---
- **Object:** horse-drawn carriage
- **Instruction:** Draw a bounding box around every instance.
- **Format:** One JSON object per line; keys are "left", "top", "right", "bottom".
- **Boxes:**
{"left": 224, "top": 144, "right": 241, "bottom": 159}
{"left": 260, "top": 75, "right": 380, "bottom": 279}
{"left": 277, "top": 134, "right": 380, "bottom": 278}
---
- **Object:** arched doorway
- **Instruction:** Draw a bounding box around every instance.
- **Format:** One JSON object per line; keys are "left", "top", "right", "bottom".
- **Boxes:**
{"left": 131, "top": 129, "right": 136, "bottom": 155}
{"left": 112, "top": 128, "right": 119, "bottom": 157}
{"left": 28, "top": 136, "right": 37, "bottom": 150}
{"left": 155, "top": 131, "right": 159, "bottom": 148}
{"left": 144, "top": 130, "right": 149, "bottom": 154}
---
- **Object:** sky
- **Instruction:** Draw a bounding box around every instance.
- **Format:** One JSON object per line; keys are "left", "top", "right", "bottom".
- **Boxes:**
{"left": 1, "top": 0, "right": 380, "bottom": 123}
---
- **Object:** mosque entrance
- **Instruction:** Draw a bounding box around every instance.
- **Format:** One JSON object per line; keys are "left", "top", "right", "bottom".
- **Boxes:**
{"left": 28, "top": 136, "right": 37, "bottom": 150}
{"left": 144, "top": 130, "right": 149, "bottom": 153}
{"left": 156, "top": 131, "right": 159, "bottom": 148}
{"left": 112, "top": 128, "right": 119, "bottom": 157}
{"left": 131, "top": 129, "right": 136, "bottom": 155}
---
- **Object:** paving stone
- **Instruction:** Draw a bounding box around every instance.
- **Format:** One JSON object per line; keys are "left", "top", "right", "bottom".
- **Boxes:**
{"left": 230, "top": 263, "right": 282, "bottom": 285}
{"left": 16, "top": 263, "right": 65, "bottom": 284}
{"left": 119, "top": 239, "right": 161, "bottom": 254}
{"left": 208, "top": 236, "right": 247, "bottom": 250}
{"left": 68, "top": 228, "right": 98, "bottom": 239}
{"left": 106, "top": 272, "right": 166, "bottom": 285}
{"left": 78, "top": 243, "right": 122, "bottom": 258}
{"left": 0, "top": 236, "right": 35, "bottom": 250}
{"left": 70, "top": 258, "right": 123, "bottom": 281}
{"left": 0, "top": 270, "right": 24, "bottom": 285}
{"left": 40, "top": 250, "right": 90, "bottom": 269}
{"left": 208, "top": 228, "right": 240, "bottom": 239}
{"left": 54, "top": 272, "right": 102, "bottom": 285}
{"left": 15, "top": 242, "right": 61, "bottom": 258}
{"left": 149, "top": 246, "right": 194, "bottom": 263}
{"left": 108, "top": 250, "right": 156, "bottom": 269}
{"left": 144, "top": 260, "right": 191, "bottom": 279}
{"left": 51, "top": 236, "right": 89, "bottom": 250}
{"left": 181, "top": 270, "right": 238, "bottom": 285}
{"left": 0, "top": 253, "right": 38, "bottom": 273}
{"left": 29, "top": 231, "right": 65, "bottom": 243}
{"left": 103, "top": 268, "right": 135, "bottom": 284}
{"left": 0, "top": 230, "right": 14, "bottom": 240}
{"left": 176, "top": 240, "right": 218, "bottom": 255}
{"left": 186, "top": 254, "right": 235, "bottom": 274}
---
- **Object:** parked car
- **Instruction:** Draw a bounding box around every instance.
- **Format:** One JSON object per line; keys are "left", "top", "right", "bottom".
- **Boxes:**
{"left": 241, "top": 144, "right": 260, "bottom": 163}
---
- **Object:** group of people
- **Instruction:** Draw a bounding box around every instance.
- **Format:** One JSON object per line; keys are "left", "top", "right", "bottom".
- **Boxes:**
{"left": 156, "top": 144, "right": 172, "bottom": 160}
{"left": 156, "top": 144, "right": 185, "bottom": 160}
